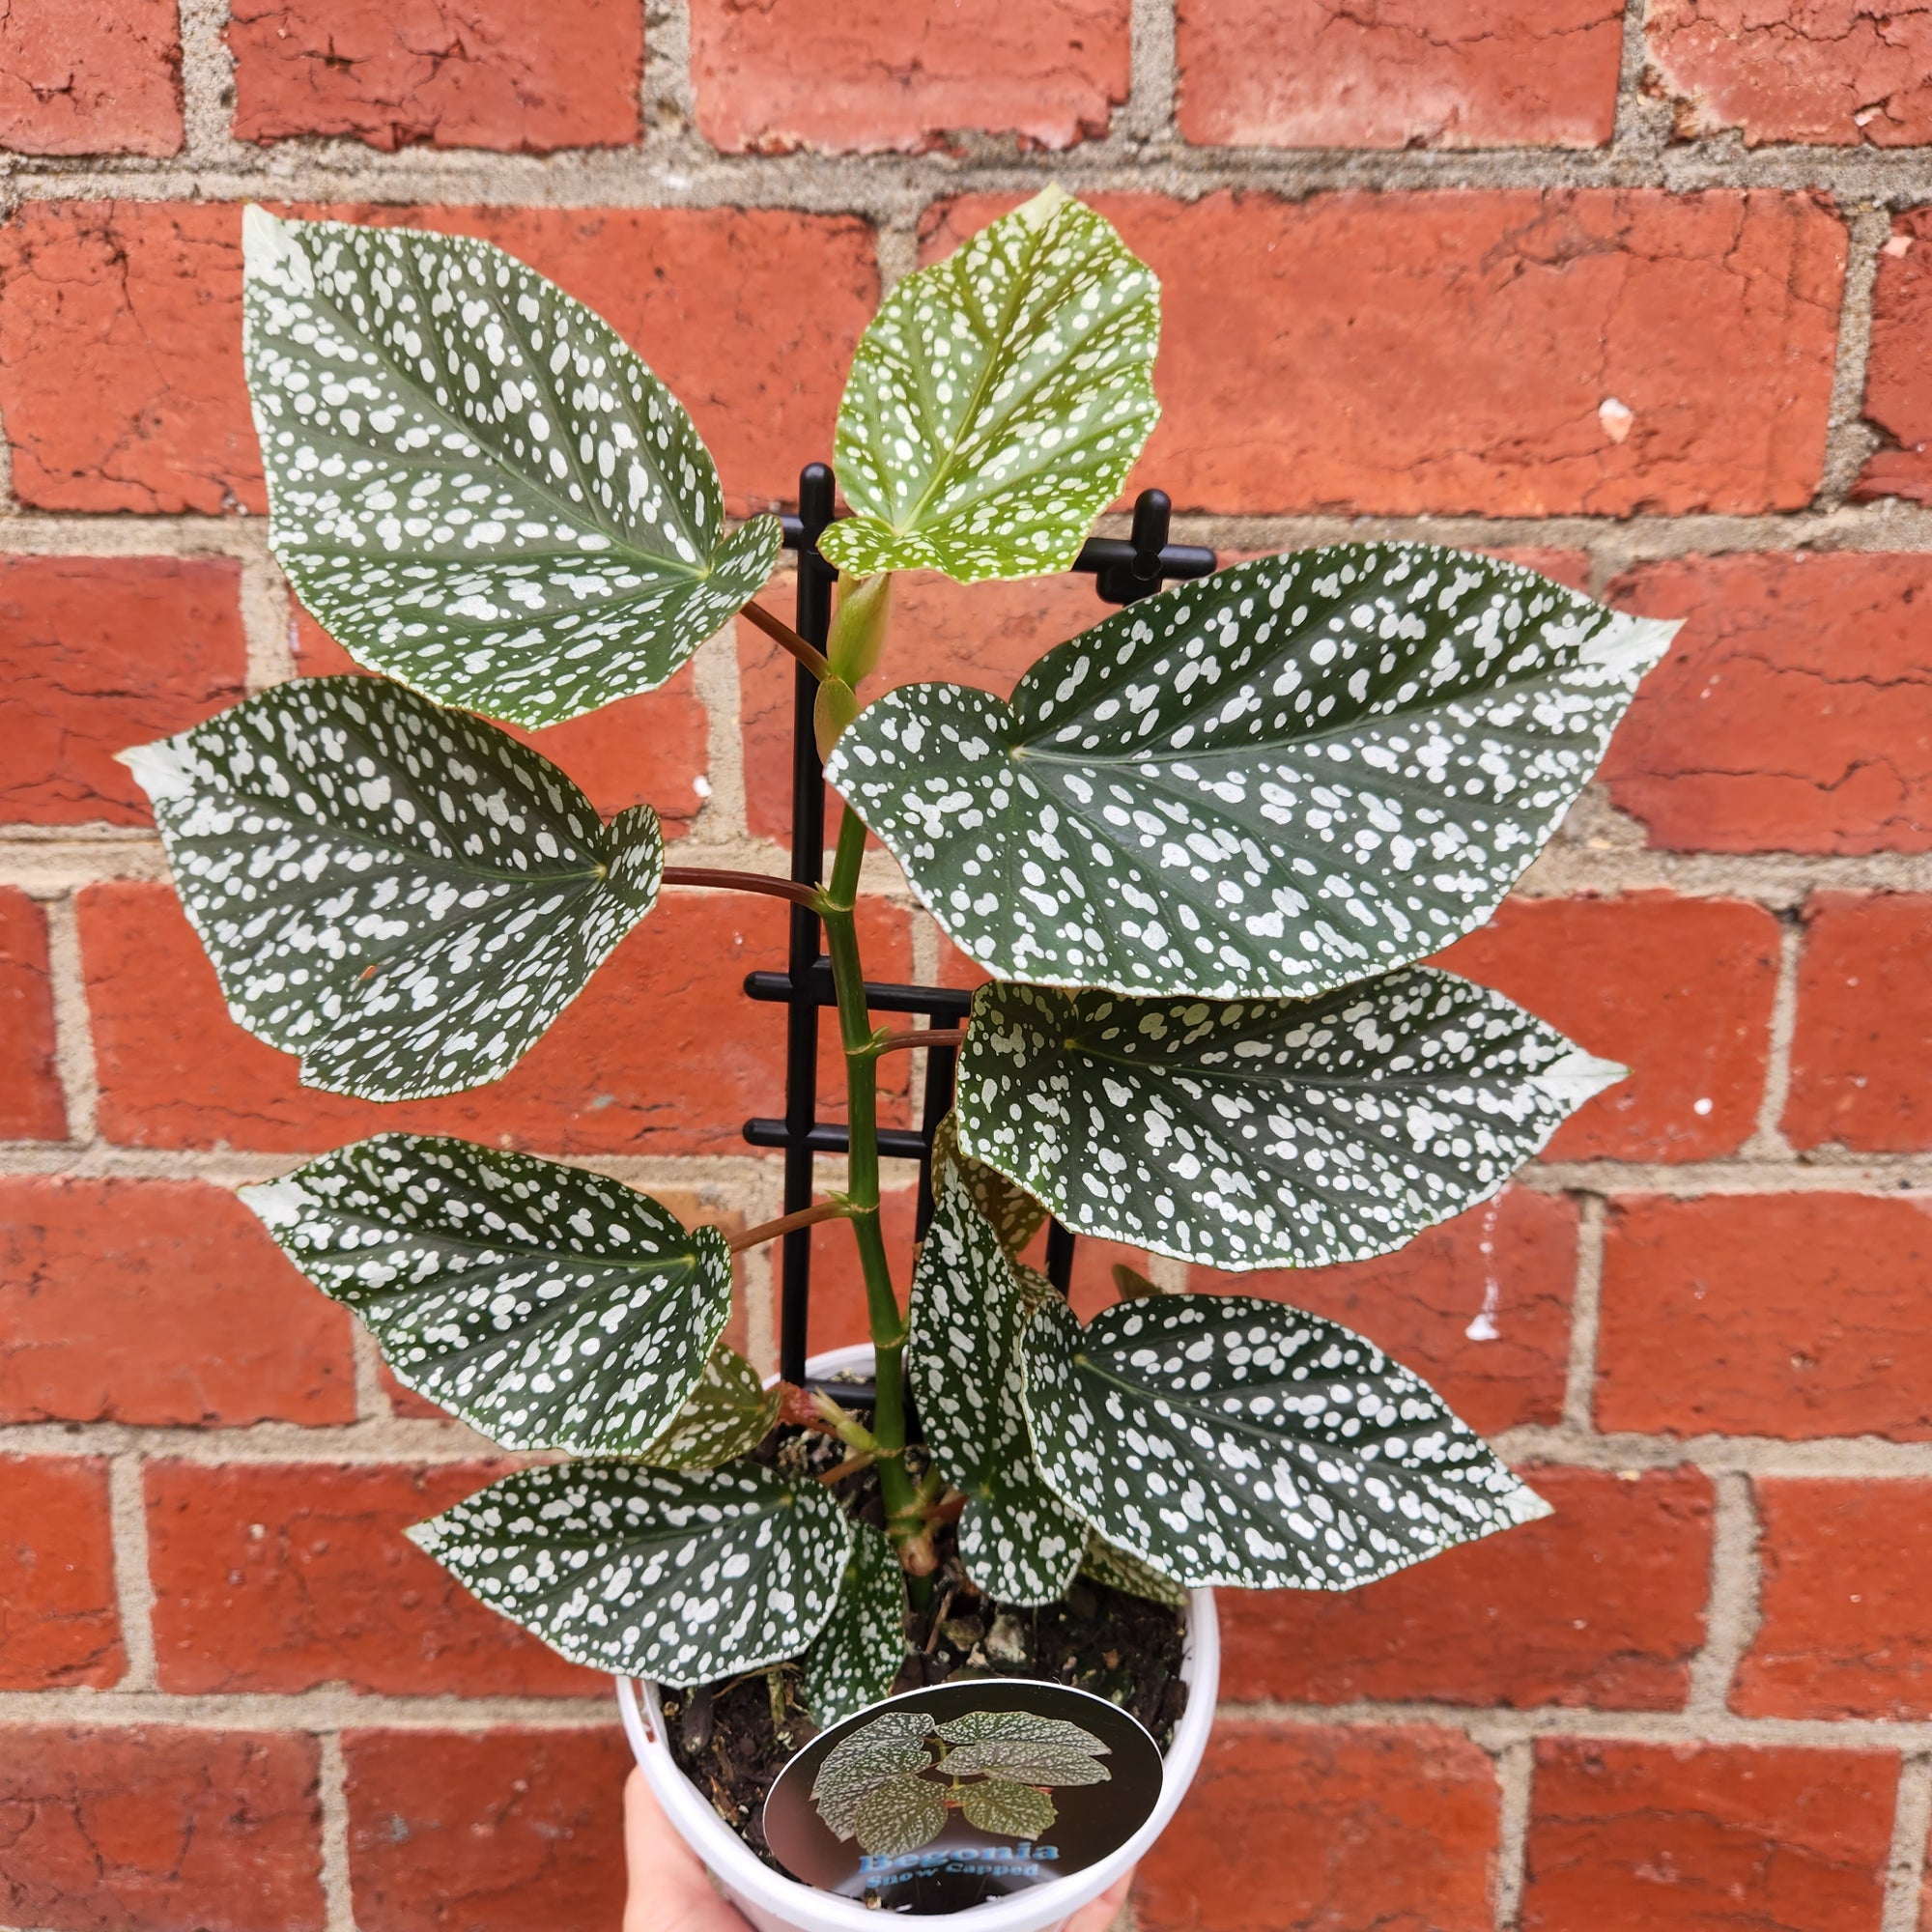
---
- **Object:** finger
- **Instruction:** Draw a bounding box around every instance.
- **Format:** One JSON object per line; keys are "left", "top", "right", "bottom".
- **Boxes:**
{"left": 623, "top": 1767, "right": 750, "bottom": 1932}
{"left": 1061, "top": 1867, "right": 1137, "bottom": 1932}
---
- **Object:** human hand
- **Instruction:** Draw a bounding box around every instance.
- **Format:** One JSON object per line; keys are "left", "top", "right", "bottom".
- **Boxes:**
{"left": 623, "top": 1769, "right": 1136, "bottom": 1932}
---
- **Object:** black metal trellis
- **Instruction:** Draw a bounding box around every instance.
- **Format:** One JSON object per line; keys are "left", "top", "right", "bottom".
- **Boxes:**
{"left": 747, "top": 464, "right": 1216, "bottom": 1394}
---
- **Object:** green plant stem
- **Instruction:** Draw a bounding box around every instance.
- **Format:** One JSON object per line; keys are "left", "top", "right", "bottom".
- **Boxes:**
{"left": 820, "top": 805, "right": 922, "bottom": 1546}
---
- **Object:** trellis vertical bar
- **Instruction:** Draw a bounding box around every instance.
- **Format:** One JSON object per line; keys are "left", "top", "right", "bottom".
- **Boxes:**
{"left": 779, "top": 463, "right": 837, "bottom": 1385}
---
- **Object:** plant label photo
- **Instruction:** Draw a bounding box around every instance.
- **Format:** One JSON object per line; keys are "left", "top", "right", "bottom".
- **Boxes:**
{"left": 762, "top": 1681, "right": 1163, "bottom": 1914}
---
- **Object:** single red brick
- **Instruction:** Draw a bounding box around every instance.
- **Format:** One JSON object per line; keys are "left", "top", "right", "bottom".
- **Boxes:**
{"left": 924, "top": 189, "right": 1844, "bottom": 517}
{"left": 1648, "top": 0, "right": 1932, "bottom": 146}
{"left": 0, "top": 1178, "right": 355, "bottom": 1426}
{"left": 1603, "top": 553, "right": 1932, "bottom": 855}
{"left": 1, "top": 555, "right": 247, "bottom": 824}
{"left": 0, "top": 202, "right": 874, "bottom": 516}
{"left": 80, "top": 881, "right": 909, "bottom": 1155}
{"left": 1521, "top": 1739, "right": 1896, "bottom": 1932}
{"left": 343, "top": 1728, "right": 629, "bottom": 1932}
{"left": 1219, "top": 1465, "right": 1711, "bottom": 1710}
{"left": 1597, "top": 1193, "right": 1932, "bottom": 1439}
{"left": 1190, "top": 1188, "right": 1576, "bottom": 1433}
{"left": 1137, "top": 1725, "right": 1498, "bottom": 1932}
{"left": 229, "top": 0, "right": 641, "bottom": 153}
{"left": 692, "top": 0, "right": 1127, "bottom": 154}
{"left": 294, "top": 611, "right": 708, "bottom": 831}
{"left": 1437, "top": 894, "right": 1780, "bottom": 1163}
{"left": 145, "top": 1461, "right": 606, "bottom": 1697}
{"left": 0, "top": 0, "right": 181, "bottom": 156}
{"left": 1784, "top": 892, "right": 1932, "bottom": 1151}
{"left": 1859, "top": 212, "right": 1932, "bottom": 503}
{"left": 0, "top": 1458, "right": 122, "bottom": 1690}
{"left": 0, "top": 1726, "right": 324, "bottom": 1932}
{"left": 0, "top": 888, "right": 65, "bottom": 1140}
{"left": 1178, "top": 0, "right": 1622, "bottom": 149}
{"left": 1736, "top": 1479, "right": 1932, "bottom": 1719}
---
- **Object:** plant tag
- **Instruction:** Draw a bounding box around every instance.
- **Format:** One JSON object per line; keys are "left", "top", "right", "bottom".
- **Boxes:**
{"left": 762, "top": 1679, "right": 1163, "bottom": 1914}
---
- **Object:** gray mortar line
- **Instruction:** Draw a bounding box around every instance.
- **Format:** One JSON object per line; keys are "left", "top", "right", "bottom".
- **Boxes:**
{"left": 14, "top": 1416, "right": 1932, "bottom": 1475}
{"left": 690, "top": 623, "right": 751, "bottom": 845}
{"left": 14, "top": 503, "right": 1932, "bottom": 559}
{"left": 350, "top": 1326, "right": 387, "bottom": 1425}
{"left": 1883, "top": 1755, "right": 1932, "bottom": 1932}
{"left": 1560, "top": 1195, "right": 1604, "bottom": 1433}
{"left": 1684, "top": 1471, "right": 1763, "bottom": 1714}
{"left": 317, "top": 1729, "right": 360, "bottom": 1932}
{"left": 644, "top": 0, "right": 696, "bottom": 142}
{"left": 40, "top": 893, "right": 98, "bottom": 1145}
{"left": 1521, "top": 1157, "right": 1932, "bottom": 1193}
{"left": 1611, "top": 0, "right": 1670, "bottom": 164}
{"left": 107, "top": 1452, "right": 158, "bottom": 1690}
{"left": 240, "top": 538, "right": 297, "bottom": 691}
{"left": 24, "top": 129, "right": 1932, "bottom": 208}
{"left": 1819, "top": 202, "right": 1891, "bottom": 507}
{"left": 0, "top": 1687, "right": 625, "bottom": 1728}
{"left": 176, "top": 0, "right": 242, "bottom": 170}
{"left": 20, "top": 1682, "right": 1932, "bottom": 1753}
{"left": 1490, "top": 1738, "right": 1535, "bottom": 1932}
{"left": 1124, "top": 0, "right": 1179, "bottom": 149}
{"left": 1209, "top": 1700, "right": 1932, "bottom": 1753}
{"left": 1741, "top": 913, "right": 1804, "bottom": 1159}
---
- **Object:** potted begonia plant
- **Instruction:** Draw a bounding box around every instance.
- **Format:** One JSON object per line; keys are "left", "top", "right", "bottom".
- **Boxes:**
{"left": 121, "top": 188, "right": 1674, "bottom": 1929}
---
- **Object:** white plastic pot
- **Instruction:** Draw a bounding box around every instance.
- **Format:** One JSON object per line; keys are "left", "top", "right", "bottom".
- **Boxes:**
{"left": 618, "top": 1344, "right": 1219, "bottom": 1932}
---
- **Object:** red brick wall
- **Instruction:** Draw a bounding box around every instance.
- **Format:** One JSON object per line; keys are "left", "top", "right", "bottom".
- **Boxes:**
{"left": 4, "top": 8, "right": 1932, "bottom": 1932}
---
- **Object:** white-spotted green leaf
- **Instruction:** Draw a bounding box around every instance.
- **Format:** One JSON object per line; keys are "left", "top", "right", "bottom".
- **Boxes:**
{"left": 955, "top": 971, "right": 1621, "bottom": 1271}
{"left": 123, "top": 677, "right": 662, "bottom": 1101}
{"left": 1079, "top": 1533, "right": 1186, "bottom": 1610}
{"left": 409, "top": 1460, "right": 851, "bottom": 1686}
{"left": 817, "top": 187, "right": 1158, "bottom": 582}
{"left": 908, "top": 1171, "right": 1087, "bottom": 1606}
{"left": 803, "top": 1520, "right": 908, "bottom": 1727}
{"left": 826, "top": 547, "right": 1676, "bottom": 999}
{"left": 242, "top": 209, "right": 780, "bottom": 727}
{"left": 1022, "top": 1293, "right": 1549, "bottom": 1591}
{"left": 959, "top": 1781, "right": 1057, "bottom": 1839}
{"left": 852, "top": 1776, "right": 948, "bottom": 1858}
{"left": 813, "top": 1712, "right": 937, "bottom": 1841}
{"left": 938, "top": 1712, "right": 1110, "bottom": 1786}
{"left": 242, "top": 1135, "right": 730, "bottom": 1455}
{"left": 640, "top": 1344, "right": 781, "bottom": 1470}
{"left": 931, "top": 1113, "right": 1047, "bottom": 1260}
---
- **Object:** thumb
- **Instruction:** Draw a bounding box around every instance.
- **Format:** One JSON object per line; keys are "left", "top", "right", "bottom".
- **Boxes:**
{"left": 623, "top": 1767, "right": 752, "bottom": 1932}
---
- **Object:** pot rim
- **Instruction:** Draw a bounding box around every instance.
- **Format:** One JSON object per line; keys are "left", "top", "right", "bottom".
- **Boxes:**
{"left": 615, "top": 1343, "right": 1219, "bottom": 1930}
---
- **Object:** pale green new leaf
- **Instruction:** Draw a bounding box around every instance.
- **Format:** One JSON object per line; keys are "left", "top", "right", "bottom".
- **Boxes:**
{"left": 242, "top": 1135, "right": 731, "bottom": 1456}
{"left": 243, "top": 209, "right": 780, "bottom": 727}
{"left": 852, "top": 1776, "right": 949, "bottom": 1858}
{"left": 1079, "top": 1533, "right": 1186, "bottom": 1610}
{"left": 955, "top": 971, "right": 1621, "bottom": 1271}
{"left": 826, "top": 547, "right": 1677, "bottom": 1000}
{"left": 803, "top": 1520, "right": 909, "bottom": 1727}
{"left": 122, "top": 677, "right": 662, "bottom": 1101}
{"left": 818, "top": 187, "right": 1158, "bottom": 582}
{"left": 1022, "top": 1293, "right": 1549, "bottom": 1591}
{"left": 959, "top": 1780, "right": 1056, "bottom": 1838}
{"left": 410, "top": 1461, "right": 851, "bottom": 1686}
{"left": 813, "top": 1712, "right": 937, "bottom": 1840}
{"left": 908, "top": 1172, "right": 1087, "bottom": 1605}
{"left": 639, "top": 1343, "right": 781, "bottom": 1470}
